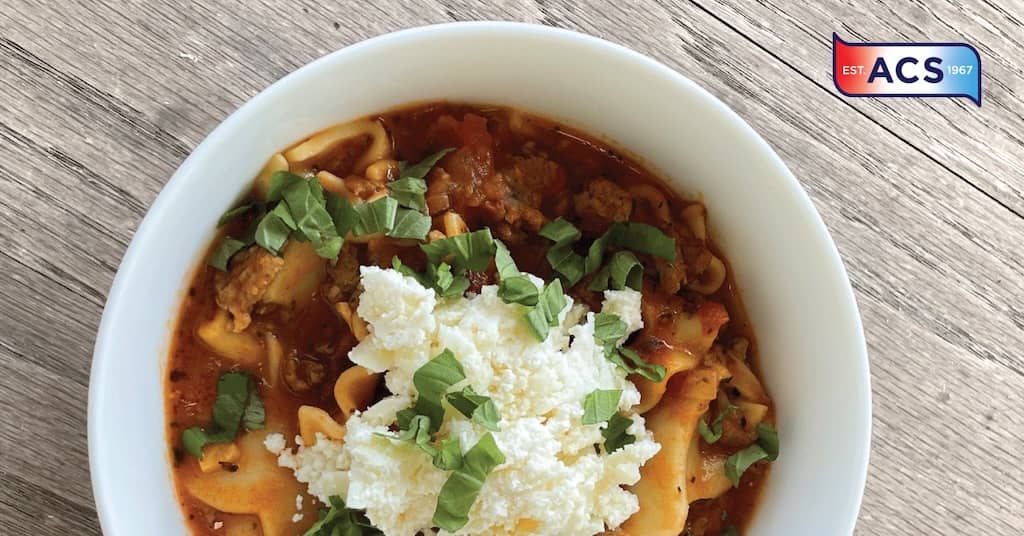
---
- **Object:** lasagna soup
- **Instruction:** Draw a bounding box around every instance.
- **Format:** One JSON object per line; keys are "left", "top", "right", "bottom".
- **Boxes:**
{"left": 166, "top": 103, "right": 777, "bottom": 536}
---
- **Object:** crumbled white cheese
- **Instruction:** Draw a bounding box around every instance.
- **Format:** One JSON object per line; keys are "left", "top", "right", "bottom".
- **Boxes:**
{"left": 602, "top": 289, "right": 644, "bottom": 338}
{"left": 272, "top": 269, "right": 658, "bottom": 536}
{"left": 263, "top": 432, "right": 286, "bottom": 455}
{"left": 291, "top": 495, "right": 305, "bottom": 523}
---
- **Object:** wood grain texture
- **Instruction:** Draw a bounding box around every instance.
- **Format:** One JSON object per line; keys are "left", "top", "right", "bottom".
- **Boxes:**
{"left": 1, "top": 1, "right": 1021, "bottom": 534}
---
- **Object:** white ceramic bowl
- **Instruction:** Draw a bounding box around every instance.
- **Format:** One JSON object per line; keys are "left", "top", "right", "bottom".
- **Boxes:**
{"left": 89, "top": 21, "right": 870, "bottom": 536}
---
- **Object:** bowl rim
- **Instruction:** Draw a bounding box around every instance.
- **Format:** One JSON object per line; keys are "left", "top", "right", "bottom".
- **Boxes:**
{"left": 88, "top": 20, "right": 871, "bottom": 535}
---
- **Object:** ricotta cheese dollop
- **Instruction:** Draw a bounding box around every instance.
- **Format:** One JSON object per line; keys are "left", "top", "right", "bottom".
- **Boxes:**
{"left": 269, "top": 266, "right": 660, "bottom": 536}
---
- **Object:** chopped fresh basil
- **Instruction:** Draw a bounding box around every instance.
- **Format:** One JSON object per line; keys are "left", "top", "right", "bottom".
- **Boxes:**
{"left": 395, "top": 408, "right": 416, "bottom": 430}
{"left": 433, "top": 437, "right": 464, "bottom": 470}
{"left": 602, "top": 413, "right": 636, "bottom": 453}
{"left": 524, "top": 279, "right": 566, "bottom": 341}
{"left": 725, "top": 444, "right": 769, "bottom": 487}
{"left": 281, "top": 177, "right": 341, "bottom": 258}
{"left": 209, "top": 237, "right": 250, "bottom": 271}
{"left": 593, "top": 313, "right": 628, "bottom": 349}
{"left": 254, "top": 202, "right": 296, "bottom": 255}
{"left": 756, "top": 422, "right": 779, "bottom": 461}
{"left": 217, "top": 203, "right": 255, "bottom": 227}
{"left": 539, "top": 217, "right": 581, "bottom": 244}
{"left": 392, "top": 256, "right": 428, "bottom": 285}
{"left": 181, "top": 372, "right": 264, "bottom": 459}
{"left": 446, "top": 386, "right": 501, "bottom": 431}
{"left": 389, "top": 148, "right": 452, "bottom": 211}
{"left": 352, "top": 196, "right": 398, "bottom": 236}
{"left": 246, "top": 172, "right": 345, "bottom": 260}
{"left": 601, "top": 222, "right": 677, "bottom": 262}
{"left": 588, "top": 250, "right": 643, "bottom": 291}
{"left": 421, "top": 228, "right": 497, "bottom": 272}
{"left": 388, "top": 176, "right": 428, "bottom": 212}
{"left": 411, "top": 349, "right": 466, "bottom": 433}
{"left": 724, "top": 419, "right": 779, "bottom": 486}
{"left": 302, "top": 496, "right": 382, "bottom": 536}
{"left": 582, "top": 389, "right": 622, "bottom": 425}
{"left": 497, "top": 275, "right": 540, "bottom": 306}
{"left": 721, "top": 526, "right": 740, "bottom": 536}
{"left": 389, "top": 207, "right": 432, "bottom": 240}
{"left": 394, "top": 414, "right": 437, "bottom": 457}
{"left": 546, "top": 243, "right": 586, "bottom": 286}
{"left": 698, "top": 405, "right": 737, "bottom": 444}
{"left": 432, "top": 432, "right": 505, "bottom": 532}
{"left": 493, "top": 239, "right": 519, "bottom": 280}
{"left": 325, "top": 192, "right": 360, "bottom": 237}
{"left": 399, "top": 148, "right": 454, "bottom": 181}
{"left": 609, "top": 347, "right": 667, "bottom": 382}
{"left": 539, "top": 218, "right": 585, "bottom": 286}
{"left": 591, "top": 313, "right": 665, "bottom": 381}
{"left": 266, "top": 171, "right": 304, "bottom": 202}
{"left": 392, "top": 257, "right": 470, "bottom": 299}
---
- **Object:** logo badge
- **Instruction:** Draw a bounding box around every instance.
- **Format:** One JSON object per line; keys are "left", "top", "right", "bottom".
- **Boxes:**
{"left": 833, "top": 33, "right": 981, "bottom": 106}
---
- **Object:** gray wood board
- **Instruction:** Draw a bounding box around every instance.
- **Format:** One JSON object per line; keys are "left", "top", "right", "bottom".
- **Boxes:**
{"left": 1, "top": 1, "right": 1021, "bottom": 534}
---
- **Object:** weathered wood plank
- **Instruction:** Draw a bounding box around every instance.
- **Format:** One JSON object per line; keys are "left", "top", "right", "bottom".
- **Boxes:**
{"left": 690, "top": 0, "right": 1024, "bottom": 216}
{"left": 1, "top": 1, "right": 1022, "bottom": 535}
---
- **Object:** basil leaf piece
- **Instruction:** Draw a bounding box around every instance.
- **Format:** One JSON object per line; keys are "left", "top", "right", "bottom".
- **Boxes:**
{"left": 433, "top": 263, "right": 470, "bottom": 298}
{"left": 582, "top": 389, "right": 622, "bottom": 425}
{"left": 411, "top": 349, "right": 466, "bottom": 433}
{"left": 588, "top": 251, "right": 643, "bottom": 291}
{"left": 266, "top": 171, "right": 305, "bottom": 202}
{"left": 389, "top": 207, "right": 432, "bottom": 240}
{"left": 242, "top": 389, "right": 266, "bottom": 431}
{"left": 539, "top": 279, "right": 567, "bottom": 326}
{"left": 209, "top": 237, "right": 250, "bottom": 271}
{"left": 211, "top": 372, "right": 255, "bottom": 432}
{"left": 281, "top": 178, "right": 342, "bottom": 259}
{"left": 609, "top": 347, "right": 667, "bottom": 382}
{"left": 388, "top": 148, "right": 451, "bottom": 212}
{"left": 584, "top": 232, "right": 612, "bottom": 274}
{"left": 546, "top": 243, "right": 586, "bottom": 286}
{"left": 725, "top": 444, "right": 769, "bottom": 487}
{"left": 420, "top": 228, "right": 496, "bottom": 272}
{"left": 493, "top": 239, "right": 519, "bottom": 280}
{"left": 388, "top": 176, "right": 428, "bottom": 212}
{"left": 255, "top": 202, "right": 297, "bottom": 255}
{"left": 721, "top": 526, "right": 740, "bottom": 536}
{"left": 302, "top": 496, "right": 383, "bottom": 536}
{"left": 434, "top": 437, "right": 464, "bottom": 471}
{"left": 395, "top": 414, "right": 437, "bottom": 457}
{"left": 325, "top": 192, "right": 360, "bottom": 237}
{"left": 539, "top": 218, "right": 581, "bottom": 244}
{"left": 446, "top": 386, "right": 501, "bottom": 431}
{"left": 539, "top": 218, "right": 585, "bottom": 286}
{"left": 604, "top": 222, "right": 677, "bottom": 261}
{"left": 217, "top": 203, "right": 255, "bottom": 227}
{"left": 353, "top": 196, "right": 398, "bottom": 236}
{"left": 756, "top": 422, "right": 779, "bottom": 461}
{"left": 602, "top": 413, "right": 636, "bottom": 453}
{"left": 525, "top": 305, "right": 552, "bottom": 342}
{"left": 593, "top": 313, "right": 628, "bottom": 350}
{"left": 395, "top": 408, "right": 417, "bottom": 430}
{"left": 497, "top": 275, "right": 539, "bottom": 306}
{"left": 399, "top": 148, "right": 454, "bottom": 181}
{"left": 524, "top": 279, "right": 567, "bottom": 341}
{"left": 432, "top": 432, "right": 505, "bottom": 532}
{"left": 181, "top": 372, "right": 264, "bottom": 458}
{"left": 414, "top": 349, "right": 466, "bottom": 401}
{"left": 392, "top": 257, "right": 469, "bottom": 299}
{"left": 698, "top": 405, "right": 736, "bottom": 444}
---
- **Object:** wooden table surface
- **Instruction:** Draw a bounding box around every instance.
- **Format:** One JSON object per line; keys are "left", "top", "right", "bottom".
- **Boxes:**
{"left": 2, "top": 1, "right": 1022, "bottom": 534}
